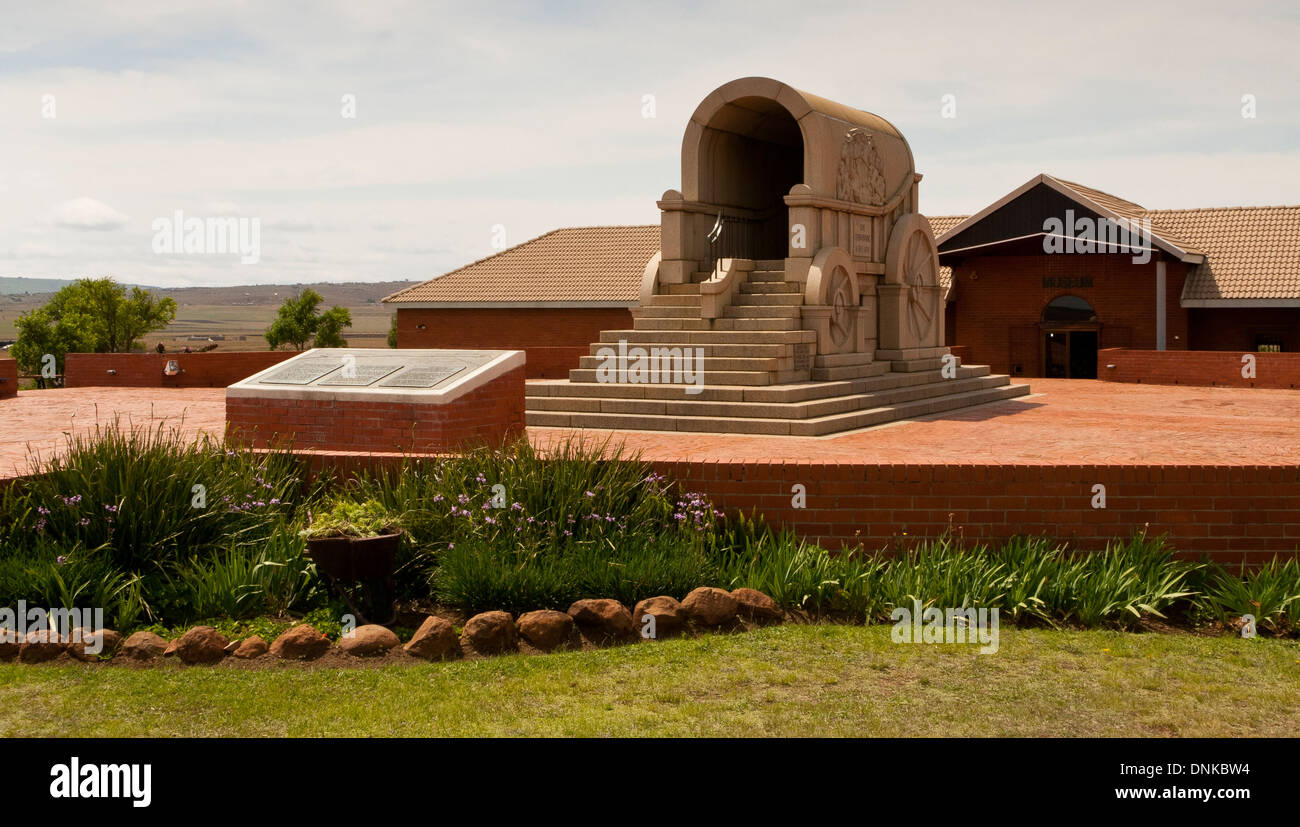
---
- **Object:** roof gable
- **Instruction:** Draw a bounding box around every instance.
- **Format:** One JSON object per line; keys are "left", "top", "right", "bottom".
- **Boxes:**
{"left": 936, "top": 173, "right": 1204, "bottom": 262}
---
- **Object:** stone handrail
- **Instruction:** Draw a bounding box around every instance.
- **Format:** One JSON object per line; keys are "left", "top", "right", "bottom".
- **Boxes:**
{"left": 639, "top": 251, "right": 663, "bottom": 306}
{"left": 699, "top": 257, "right": 754, "bottom": 319}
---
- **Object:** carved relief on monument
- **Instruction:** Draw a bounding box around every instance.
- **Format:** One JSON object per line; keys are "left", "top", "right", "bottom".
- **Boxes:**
{"left": 835, "top": 128, "right": 887, "bottom": 206}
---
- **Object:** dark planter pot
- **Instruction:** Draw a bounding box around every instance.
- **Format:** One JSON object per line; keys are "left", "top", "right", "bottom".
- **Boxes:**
{"left": 304, "top": 531, "right": 401, "bottom": 624}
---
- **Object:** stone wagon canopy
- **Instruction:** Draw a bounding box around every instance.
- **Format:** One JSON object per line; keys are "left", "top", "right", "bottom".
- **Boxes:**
{"left": 679, "top": 76, "right": 918, "bottom": 212}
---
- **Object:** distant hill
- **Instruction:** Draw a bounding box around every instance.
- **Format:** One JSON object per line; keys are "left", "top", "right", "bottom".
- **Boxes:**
{"left": 0, "top": 279, "right": 422, "bottom": 350}
{"left": 0, "top": 277, "right": 145, "bottom": 295}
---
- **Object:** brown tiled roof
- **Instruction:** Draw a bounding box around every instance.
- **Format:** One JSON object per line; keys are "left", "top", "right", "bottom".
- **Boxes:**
{"left": 383, "top": 226, "right": 659, "bottom": 305}
{"left": 386, "top": 201, "right": 1300, "bottom": 307}
{"left": 1152, "top": 206, "right": 1300, "bottom": 303}
{"left": 1048, "top": 176, "right": 1204, "bottom": 256}
{"left": 927, "top": 216, "right": 965, "bottom": 297}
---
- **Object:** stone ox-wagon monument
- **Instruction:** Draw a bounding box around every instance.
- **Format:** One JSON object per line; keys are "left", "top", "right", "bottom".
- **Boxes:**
{"left": 229, "top": 78, "right": 1030, "bottom": 450}
{"left": 527, "top": 77, "right": 1029, "bottom": 435}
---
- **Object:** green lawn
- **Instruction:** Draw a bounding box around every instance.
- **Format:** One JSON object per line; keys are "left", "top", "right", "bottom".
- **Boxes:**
{"left": 2, "top": 625, "right": 1297, "bottom": 737}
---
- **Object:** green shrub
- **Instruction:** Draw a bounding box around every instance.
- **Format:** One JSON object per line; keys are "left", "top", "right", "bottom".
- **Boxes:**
{"left": 0, "top": 421, "right": 306, "bottom": 573}
{"left": 300, "top": 497, "right": 402, "bottom": 539}
{"left": 1199, "top": 557, "right": 1300, "bottom": 635}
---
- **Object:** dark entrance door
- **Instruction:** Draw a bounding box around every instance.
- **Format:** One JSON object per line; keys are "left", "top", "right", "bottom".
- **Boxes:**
{"left": 1042, "top": 330, "right": 1098, "bottom": 378}
{"left": 1070, "top": 330, "right": 1098, "bottom": 378}
{"left": 1041, "top": 295, "right": 1100, "bottom": 379}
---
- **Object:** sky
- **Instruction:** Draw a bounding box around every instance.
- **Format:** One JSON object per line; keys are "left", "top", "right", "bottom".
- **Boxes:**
{"left": 2, "top": 0, "right": 1297, "bottom": 288}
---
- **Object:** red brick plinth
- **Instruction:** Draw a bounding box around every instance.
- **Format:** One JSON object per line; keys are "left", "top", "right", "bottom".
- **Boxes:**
{"left": 226, "top": 365, "right": 525, "bottom": 453}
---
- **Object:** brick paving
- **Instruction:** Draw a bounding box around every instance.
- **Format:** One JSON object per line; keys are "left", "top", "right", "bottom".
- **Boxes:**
{"left": 529, "top": 379, "right": 1300, "bottom": 466}
{"left": 2, "top": 380, "right": 1299, "bottom": 480}
{"left": 0, "top": 387, "right": 226, "bottom": 479}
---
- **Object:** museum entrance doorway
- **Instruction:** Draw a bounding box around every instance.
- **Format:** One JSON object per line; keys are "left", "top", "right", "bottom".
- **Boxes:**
{"left": 1041, "top": 295, "right": 1099, "bottom": 378}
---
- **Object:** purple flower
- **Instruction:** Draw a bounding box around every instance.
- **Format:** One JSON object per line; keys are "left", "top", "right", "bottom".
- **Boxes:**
{"left": 78, "top": 517, "right": 90, "bottom": 526}
{"left": 56, "top": 555, "right": 67, "bottom": 565}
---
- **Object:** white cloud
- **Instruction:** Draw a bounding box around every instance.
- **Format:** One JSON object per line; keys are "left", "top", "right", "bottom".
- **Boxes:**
{"left": 51, "top": 197, "right": 130, "bottom": 230}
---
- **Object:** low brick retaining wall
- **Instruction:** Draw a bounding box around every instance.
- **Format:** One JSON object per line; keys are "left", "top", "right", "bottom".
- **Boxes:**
{"left": 64, "top": 351, "right": 295, "bottom": 388}
{"left": 1098, "top": 348, "right": 1300, "bottom": 390}
{"left": 0, "top": 359, "right": 16, "bottom": 399}
{"left": 652, "top": 461, "right": 1299, "bottom": 564}
{"left": 287, "top": 452, "right": 1299, "bottom": 565}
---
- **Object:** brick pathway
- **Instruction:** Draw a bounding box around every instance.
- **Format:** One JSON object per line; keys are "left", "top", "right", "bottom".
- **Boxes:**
{"left": 0, "top": 387, "right": 226, "bottom": 479}
{"left": 2, "top": 380, "right": 1298, "bottom": 480}
{"left": 528, "top": 379, "right": 1300, "bottom": 465}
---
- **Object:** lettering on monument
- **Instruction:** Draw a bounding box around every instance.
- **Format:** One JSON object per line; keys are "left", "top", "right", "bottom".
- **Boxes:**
{"left": 258, "top": 361, "right": 343, "bottom": 386}
{"left": 318, "top": 364, "right": 404, "bottom": 386}
{"left": 378, "top": 362, "right": 468, "bottom": 388}
{"left": 851, "top": 216, "right": 873, "bottom": 258}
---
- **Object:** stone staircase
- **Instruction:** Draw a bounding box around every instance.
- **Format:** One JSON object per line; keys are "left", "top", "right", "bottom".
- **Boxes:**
{"left": 526, "top": 259, "right": 1031, "bottom": 436}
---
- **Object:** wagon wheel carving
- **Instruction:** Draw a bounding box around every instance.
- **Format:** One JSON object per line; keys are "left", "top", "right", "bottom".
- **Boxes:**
{"left": 885, "top": 214, "right": 940, "bottom": 344}
{"left": 903, "top": 230, "right": 937, "bottom": 341}
{"left": 827, "top": 267, "right": 855, "bottom": 351}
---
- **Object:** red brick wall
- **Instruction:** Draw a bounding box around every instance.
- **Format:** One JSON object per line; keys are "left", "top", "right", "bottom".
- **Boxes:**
{"left": 651, "top": 461, "right": 1300, "bottom": 564}
{"left": 226, "top": 365, "right": 525, "bottom": 453}
{"left": 947, "top": 254, "right": 1190, "bottom": 376}
{"left": 65, "top": 351, "right": 295, "bottom": 388}
{"left": 285, "top": 451, "right": 1300, "bottom": 565}
{"left": 0, "top": 359, "right": 16, "bottom": 399}
{"left": 396, "top": 307, "right": 634, "bottom": 379}
{"left": 1188, "top": 308, "right": 1300, "bottom": 352}
{"left": 1098, "top": 348, "right": 1300, "bottom": 389}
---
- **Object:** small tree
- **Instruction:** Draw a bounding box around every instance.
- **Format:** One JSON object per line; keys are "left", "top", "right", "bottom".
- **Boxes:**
{"left": 11, "top": 277, "right": 176, "bottom": 377}
{"left": 387, "top": 312, "right": 398, "bottom": 348}
{"left": 265, "top": 289, "right": 353, "bottom": 350}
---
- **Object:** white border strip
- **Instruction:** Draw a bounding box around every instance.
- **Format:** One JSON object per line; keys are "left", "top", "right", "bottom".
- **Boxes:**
{"left": 226, "top": 348, "right": 525, "bottom": 404}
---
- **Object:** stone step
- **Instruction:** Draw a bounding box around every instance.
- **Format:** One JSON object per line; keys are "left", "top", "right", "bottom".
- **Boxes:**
{"left": 638, "top": 306, "right": 715, "bottom": 320}
{"left": 733, "top": 292, "right": 802, "bottom": 307}
{"left": 786, "top": 383, "right": 1031, "bottom": 436}
{"left": 632, "top": 305, "right": 701, "bottom": 319}
{"left": 576, "top": 354, "right": 785, "bottom": 372}
{"left": 587, "top": 341, "right": 795, "bottom": 358}
{"left": 752, "top": 259, "right": 785, "bottom": 269}
{"left": 721, "top": 305, "right": 801, "bottom": 319}
{"left": 647, "top": 294, "right": 702, "bottom": 307}
{"left": 529, "top": 375, "right": 1015, "bottom": 422}
{"left": 527, "top": 382, "right": 1031, "bottom": 435}
{"left": 740, "top": 281, "right": 801, "bottom": 295}
{"left": 597, "top": 328, "right": 817, "bottom": 345}
{"left": 529, "top": 365, "right": 996, "bottom": 404}
{"left": 748, "top": 269, "right": 787, "bottom": 282}
{"left": 567, "top": 368, "right": 775, "bottom": 386}
{"left": 709, "top": 317, "right": 802, "bottom": 331}
{"left": 811, "top": 361, "right": 893, "bottom": 381}
{"left": 661, "top": 283, "right": 702, "bottom": 295}
{"left": 632, "top": 318, "right": 712, "bottom": 331}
